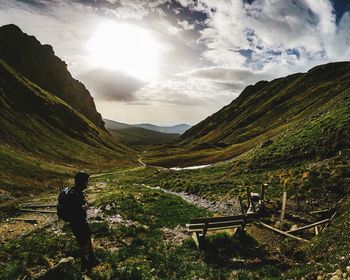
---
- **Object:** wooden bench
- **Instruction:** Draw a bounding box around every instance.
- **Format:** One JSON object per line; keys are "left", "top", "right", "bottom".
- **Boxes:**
{"left": 186, "top": 214, "right": 255, "bottom": 249}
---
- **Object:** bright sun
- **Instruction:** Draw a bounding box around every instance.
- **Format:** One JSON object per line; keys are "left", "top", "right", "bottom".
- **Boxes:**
{"left": 87, "top": 22, "right": 160, "bottom": 81}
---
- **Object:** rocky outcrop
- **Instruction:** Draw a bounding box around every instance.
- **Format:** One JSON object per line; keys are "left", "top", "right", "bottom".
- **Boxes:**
{"left": 0, "top": 24, "right": 105, "bottom": 130}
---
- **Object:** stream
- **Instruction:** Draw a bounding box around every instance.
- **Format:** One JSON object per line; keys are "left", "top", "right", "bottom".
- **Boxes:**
{"left": 169, "top": 164, "right": 211, "bottom": 171}
{"left": 139, "top": 184, "right": 241, "bottom": 215}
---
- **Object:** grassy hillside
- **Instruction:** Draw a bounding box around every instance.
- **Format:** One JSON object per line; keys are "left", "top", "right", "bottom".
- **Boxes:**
{"left": 0, "top": 60, "right": 133, "bottom": 198}
{"left": 143, "top": 62, "right": 350, "bottom": 167}
{"left": 109, "top": 127, "right": 179, "bottom": 146}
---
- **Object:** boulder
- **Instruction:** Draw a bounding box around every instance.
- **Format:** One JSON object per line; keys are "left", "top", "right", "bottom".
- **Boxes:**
{"left": 34, "top": 257, "right": 81, "bottom": 280}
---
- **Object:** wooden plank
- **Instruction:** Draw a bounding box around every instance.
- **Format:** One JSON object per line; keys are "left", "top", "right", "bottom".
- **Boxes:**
{"left": 207, "top": 220, "right": 244, "bottom": 229}
{"left": 187, "top": 228, "right": 204, "bottom": 233}
{"left": 310, "top": 209, "right": 330, "bottom": 215}
{"left": 11, "top": 218, "right": 38, "bottom": 223}
{"left": 323, "top": 212, "right": 337, "bottom": 230}
{"left": 207, "top": 225, "right": 242, "bottom": 231}
{"left": 186, "top": 220, "right": 244, "bottom": 232}
{"left": 187, "top": 220, "right": 244, "bottom": 231}
{"left": 239, "top": 196, "right": 245, "bottom": 214}
{"left": 286, "top": 219, "right": 330, "bottom": 233}
{"left": 20, "top": 208, "right": 57, "bottom": 214}
{"left": 259, "top": 222, "right": 308, "bottom": 242}
{"left": 280, "top": 191, "right": 287, "bottom": 221}
{"left": 21, "top": 204, "right": 57, "bottom": 208}
{"left": 190, "top": 214, "right": 248, "bottom": 224}
{"left": 187, "top": 223, "right": 205, "bottom": 230}
{"left": 188, "top": 225, "right": 242, "bottom": 233}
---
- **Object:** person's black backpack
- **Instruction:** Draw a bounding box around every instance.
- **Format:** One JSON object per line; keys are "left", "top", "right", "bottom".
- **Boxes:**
{"left": 57, "top": 187, "right": 73, "bottom": 222}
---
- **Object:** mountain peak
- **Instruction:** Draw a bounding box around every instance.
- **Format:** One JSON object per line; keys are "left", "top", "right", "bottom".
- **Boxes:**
{"left": 0, "top": 24, "right": 105, "bottom": 130}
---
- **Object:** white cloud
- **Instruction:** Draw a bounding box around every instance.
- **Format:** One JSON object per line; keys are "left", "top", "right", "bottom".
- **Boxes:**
{"left": 197, "top": 0, "right": 350, "bottom": 74}
{"left": 0, "top": 0, "right": 350, "bottom": 125}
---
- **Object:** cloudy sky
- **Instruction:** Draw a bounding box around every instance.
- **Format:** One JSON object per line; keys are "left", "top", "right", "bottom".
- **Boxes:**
{"left": 1, "top": 0, "right": 350, "bottom": 125}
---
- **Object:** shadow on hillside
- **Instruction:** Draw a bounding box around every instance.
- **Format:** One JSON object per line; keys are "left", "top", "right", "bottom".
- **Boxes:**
{"left": 201, "top": 230, "right": 288, "bottom": 271}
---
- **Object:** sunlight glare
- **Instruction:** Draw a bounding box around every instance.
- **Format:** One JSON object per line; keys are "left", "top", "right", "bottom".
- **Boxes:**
{"left": 87, "top": 22, "right": 159, "bottom": 81}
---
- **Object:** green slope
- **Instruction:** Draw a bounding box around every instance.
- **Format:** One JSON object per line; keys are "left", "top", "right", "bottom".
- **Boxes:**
{"left": 0, "top": 24, "right": 105, "bottom": 129}
{"left": 0, "top": 60, "right": 132, "bottom": 197}
{"left": 143, "top": 62, "right": 350, "bottom": 167}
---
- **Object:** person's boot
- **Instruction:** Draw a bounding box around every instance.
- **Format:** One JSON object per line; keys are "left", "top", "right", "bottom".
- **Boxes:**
{"left": 81, "top": 255, "right": 90, "bottom": 272}
{"left": 88, "top": 252, "right": 101, "bottom": 267}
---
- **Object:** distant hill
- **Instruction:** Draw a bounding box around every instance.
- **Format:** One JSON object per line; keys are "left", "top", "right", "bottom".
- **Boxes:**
{"left": 103, "top": 119, "right": 179, "bottom": 146}
{"left": 103, "top": 119, "right": 191, "bottom": 134}
{"left": 109, "top": 127, "right": 179, "bottom": 146}
{"left": 0, "top": 24, "right": 105, "bottom": 129}
{"left": 143, "top": 61, "right": 350, "bottom": 167}
{"left": 103, "top": 119, "right": 133, "bottom": 130}
{"left": 134, "top": 123, "right": 191, "bottom": 134}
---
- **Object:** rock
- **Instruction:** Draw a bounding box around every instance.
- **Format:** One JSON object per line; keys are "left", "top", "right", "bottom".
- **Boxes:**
{"left": 34, "top": 257, "right": 80, "bottom": 280}
{"left": 290, "top": 224, "right": 299, "bottom": 231}
{"left": 260, "top": 139, "right": 273, "bottom": 148}
{"left": 346, "top": 266, "right": 350, "bottom": 273}
{"left": 330, "top": 276, "right": 340, "bottom": 280}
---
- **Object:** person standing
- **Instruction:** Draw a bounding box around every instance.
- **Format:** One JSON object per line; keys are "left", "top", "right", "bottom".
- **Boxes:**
{"left": 68, "top": 171, "right": 100, "bottom": 272}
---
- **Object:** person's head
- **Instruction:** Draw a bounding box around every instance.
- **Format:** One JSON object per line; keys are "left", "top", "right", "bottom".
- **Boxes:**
{"left": 75, "top": 171, "right": 90, "bottom": 190}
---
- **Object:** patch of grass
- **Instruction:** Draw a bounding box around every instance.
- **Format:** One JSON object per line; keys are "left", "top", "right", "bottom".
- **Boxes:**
{"left": 94, "top": 180, "right": 210, "bottom": 229}
{"left": 283, "top": 197, "right": 350, "bottom": 279}
{"left": 0, "top": 230, "right": 79, "bottom": 279}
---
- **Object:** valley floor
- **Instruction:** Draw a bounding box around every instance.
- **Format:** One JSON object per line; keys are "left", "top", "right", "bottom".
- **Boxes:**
{"left": 0, "top": 163, "right": 349, "bottom": 279}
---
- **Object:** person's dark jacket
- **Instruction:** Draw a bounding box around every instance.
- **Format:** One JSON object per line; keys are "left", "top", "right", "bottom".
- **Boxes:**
{"left": 67, "top": 187, "right": 87, "bottom": 223}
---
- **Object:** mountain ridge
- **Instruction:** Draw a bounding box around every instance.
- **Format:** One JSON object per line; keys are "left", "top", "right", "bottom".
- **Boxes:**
{"left": 0, "top": 24, "right": 105, "bottom": 129}
{"left": 180, "top": 61, "right": 350, "bottom": 145}
{"left": 103, "top": 118, "right": 191, "bottom": 134}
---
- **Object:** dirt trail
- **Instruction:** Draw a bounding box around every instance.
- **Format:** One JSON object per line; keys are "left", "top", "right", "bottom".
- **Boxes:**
{"left": 0, "top": 181, "right": 108, "bottom": 242}
{"left": 0, "top": 170, "right": 240, "bottom": 243}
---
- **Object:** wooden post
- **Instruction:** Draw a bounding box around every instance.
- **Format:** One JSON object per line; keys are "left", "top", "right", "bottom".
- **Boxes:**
{"left": 261, "top": 185, "right": 265, "bottom": 202}
{"left": 259, "top": 222, "right": 308, "bottom": 242}
{"left": 293, "top": 184, "right": 300, "bottom": 210}
{"left": 286, "top": 219, "right": 330, "bottom": 233}
{"left": 246, "top": 187, "right": 250, "bottom": 208}
{"left": 280, "top": 191, "right": 287, "bottom": 221}
{"left": 247, "top": 187, "right": 256, "bottom": 212}
{"left": 314, "top": 226, "right": 319, "bottom": 235}
{"left": 192, "top": 232, "right": 205, "bottom": 250}
{"left": 239, "top": 196, "right": 245, "bottom": 214}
